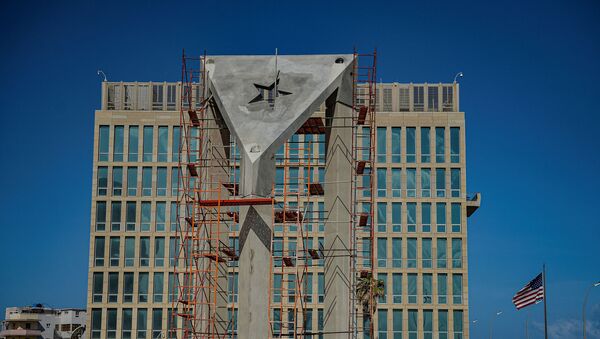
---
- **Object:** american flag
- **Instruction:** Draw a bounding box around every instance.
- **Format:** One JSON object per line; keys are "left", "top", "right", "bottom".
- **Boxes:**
{"left": 512, "top": 273, "right": 544, "bottom": 310}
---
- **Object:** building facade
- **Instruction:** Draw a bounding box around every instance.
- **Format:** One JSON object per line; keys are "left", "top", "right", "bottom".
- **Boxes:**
{"left": 86, "top": 81, "right": 479, "bottom": 338}
{"left": 0, "top": 305, "right": 85, "bottom": 339}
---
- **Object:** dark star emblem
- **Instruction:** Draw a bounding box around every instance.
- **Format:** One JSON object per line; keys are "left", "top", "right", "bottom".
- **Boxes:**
{"left": 248, "top": 72, "right": 292, "bottom": 104}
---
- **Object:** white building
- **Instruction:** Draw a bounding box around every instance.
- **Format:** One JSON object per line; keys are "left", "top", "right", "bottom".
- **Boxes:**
{"left": 0, "top": 305, "right": 86, "bottom": 339}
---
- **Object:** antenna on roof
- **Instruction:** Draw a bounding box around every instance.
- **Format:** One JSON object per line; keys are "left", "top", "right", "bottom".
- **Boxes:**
{"left": 97, "top": 69, "right": 107, "bottom": 82}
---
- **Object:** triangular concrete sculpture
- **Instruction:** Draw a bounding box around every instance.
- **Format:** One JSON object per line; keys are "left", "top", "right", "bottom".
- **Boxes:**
{"left": 205, "top": 54, "right": 354, "bottom": 196}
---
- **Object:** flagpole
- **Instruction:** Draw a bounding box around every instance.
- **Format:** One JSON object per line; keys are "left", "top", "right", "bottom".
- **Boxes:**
{"left": 543, "top": 264, "right": 548, "bottom": 339}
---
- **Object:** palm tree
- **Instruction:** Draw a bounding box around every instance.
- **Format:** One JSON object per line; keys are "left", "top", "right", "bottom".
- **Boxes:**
{"left": 356, "top": 272, "right": 385, "bottom": 318}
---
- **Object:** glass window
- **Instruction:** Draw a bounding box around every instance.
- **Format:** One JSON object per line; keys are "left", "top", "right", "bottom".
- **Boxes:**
{"left": 110, "top": 202, "right": 121, "bottom": 231}
{"left": 406, "top": 127, "right": 416, "bottom": 163}
{"left": 125, "top": 237, "right": 135, "bottom": 267}
{"left": 168, "top": 273, "right": 178, "bottom": 303}
{"left": 138, "top": 272, "right": 149, "bottom": 302}
{"left": 169, "top": 237, "right": 178, "bottom": 267}
{"left": 156, "top": 167, "right": 167, "bottom": 196}
{"left": 171, "top": 167, "right": 178, "bottom": 196}
{"left": 453, "top": 310, "right": 463, "bottom": 339}
{"left": 392, "top": 238, "right": 401, "bottom": 268}
{"left": 289, "top": 167, "right": 299, "bottom": 192}
{"left": 170, "top": 202, "right": 178, "bottom": 232}
{"left": 108, "top": 272, "right": 118, "bottom": 303}
{"left": 141, "top": 202, "right": 151, "bottom": 231}
{"left": 399, "top": 87, "right": 409, "bottom": 111}
{"left": 127, "top": 167, "right": 137, "bottom": 196}
{"left": 128, "top": 126, "right": 139, "bottom": 162}
{"left": 421, "top": 168, "right": 431, "bottom": 197}
{"left": 423, "top": 274, "right": 432, "bottom": 305}
{"left": 189, "top": 127, "right": 199, "bottom": 162}
{"left": 428, "top": 86, "right": 438, "bottom": 111}
{"left": 407, "top": 203, "right": 416, "bottom": 232}
{"left": 122, "top": 308, "right": 132, "bottom": 339}
{"left": 378, "top": 273, "right": 387, "bottom": 303}
{"left": 391, "top": 168, "right": 401, "bottom": 197}
{"left": 98, "top": 126, "right": 109, "bottom": 161}
{"left": 423, "top": 309, "right": 433, "bottom": 339}
{"left": 413, "top": 86, "right": 424, "bottom": 111}
{"left": 112, "top": 167, "right": 122, "bottom": 196}
{"left": 113, "top": 126, "right": 124, "bottom": 161}
{"left": 92, "top": 272, "right": 103, "bottom": 303}
{"left": 377, "top": 127, "right": 387, "bottom": 162}
{"left": 437, "top": 203, "right": 447, "bottom": 232}
{"left": 140, "top": 237, "right": 150, "bottom": 267}
{"left": 318, "top": 272, "right": 324, "bottom": 303}
{"left": 377, "top": 202, "right": 387, "bottom": 232}
{"left": 157, "top": 126, "right": 168, "bottom": 162}
{"left": 143, "top": 126, "right": 154, "bottom": 162}
{"left": 439, "top": 310, "right": 448, "bottom": 339}
{"left": 437, "top": 238, "right": 447, "bottom": 269}
{"left": 155, "top": 237, "right": 165, "bottom": 267}
{"left": 137, "top": 308, "right": 148, "bottom": 339}
{"left": 391, "top": 127, "right": 401, "bottom": 163}
{"left": 363, "top": 237, "right": 371, "bottom": 267}
{"left": 422, "top": 238, "right": 432, "bottom": 268}
{"left": 377, "top": 238, "right": 387, "bottom": 268}
{"left": 407, "top": 238, "right": 417, "bottom": 268}
{"left": 406, "top": 168, "right": 416, "bottom": 197}
{"left": 109, "top": 236, "right": 120, "bottom": 266}
{"left": 154, "top": 202, "right": 167, "bottom": 232}
{"left": 451, "top": 127, "right": 460, "bottom": 163}
{"left": 452, "top": 238, "right": 462, "bottom": 268}
{"left": 378, "top": 309, "right": 388, "bottom": 338}
{"left": 91, "top": 308, "right": 102, "bottom": 339}
{"left": 436, "top": 168, "right": 446, "bottom": 197}
{"left": 142, "top": 167, "right": 152, "bottom": 196}
{"left": 167, "top": 84, "right": 176, "bottom": 110}
{"left": 172, "top": 126, "right": 181, "bottom": 162}
{"left": 125, "top": 202, "right": 136, "bottom": 232}
{"left": 362, "top": 168, "right": 371, "bottom": 198}
{"left": 422, "top": 203, "right": 431, "bottom": 232}
{"left": 436, "top": 127, "right": 445, "bottom": 163}
{"left": 377, "top": 168, "right": 387, "bottom": 197}
{"left": 106, "top": 308, "right": 117, "bottom": 339}
{"left": 438, "top": 274, "right": 448, "bottom": 304}
{"left": 362, "top": 127, "right": 370, "bottom": 161}
{"left": 452, "top": 203, "right": 461, "bottom": 232}
{"left": 123, "top": 85, "right": 134, "bottom": 110}
{"left": 392, "top": 202, "right": 401, "bottom": 232}
{"left": 94, "top": 237, "right": 105, "bottom": 266}
{"left": 408, "top": 309, "right": 418, "bottom": 339}
{"left": 97, "top": 167, "right": 108, "bottom": 196}
{"left": 443, "top": 85, "right": 454, "bottom": 111}
{"left": 153, "top": 272, "right": 164, "bottom": 302}
{"left": 451, "top": 168, "right": 461, "bottom": 197}
{"left": 421, "top": 127, "right": 430, "bottom": 163}
{"left": 453, "top": 274, "right": 463, "bottom": 304}
{"left": 393, "top": 309, "right": 402, "bottom": 339}
{"left": 96, "top": 201, "right": 106, "bottom": 231}
{"left": 392, "top": 273, "right": 402, "bottom": 303}
{"left": 152, "top": 85, "right": 163, "bottom": 110}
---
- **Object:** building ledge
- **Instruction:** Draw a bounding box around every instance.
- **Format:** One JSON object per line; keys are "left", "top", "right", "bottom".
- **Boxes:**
{"left": 467, "top": 192, "right": 481, "bottom": 217}
{"left": 0, "top": 328, "right": 43, "bottom": 337}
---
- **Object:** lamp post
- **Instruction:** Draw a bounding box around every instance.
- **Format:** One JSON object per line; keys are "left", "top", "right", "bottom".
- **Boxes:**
{"left": 453, "top": 72, "right": 463, "bottom": 83}
{"left": 489, "top": 311, "right": 502, "bottom": 339}
{"left": 583, "top": 281, "right": 600, "bottom": 339}
{"left": 471, "top": 320, "right": 478, "bottom": 339}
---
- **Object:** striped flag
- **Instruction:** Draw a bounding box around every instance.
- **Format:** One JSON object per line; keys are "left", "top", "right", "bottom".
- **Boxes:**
{"left": 512, "top": 273, "right": 544, "bottom": 310}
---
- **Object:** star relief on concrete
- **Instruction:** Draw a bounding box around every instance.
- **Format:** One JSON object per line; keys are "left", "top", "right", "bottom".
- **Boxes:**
{"left": 248, "top": 72, "right": 292, "bottom": 105}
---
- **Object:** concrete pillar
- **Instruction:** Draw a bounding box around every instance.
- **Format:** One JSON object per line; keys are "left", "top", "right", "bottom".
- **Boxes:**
{"left": 237, "top": 204, "right": 273, "bottom": 339}
{"left": 323, "top": 98, "right": 353, "bottom": 337}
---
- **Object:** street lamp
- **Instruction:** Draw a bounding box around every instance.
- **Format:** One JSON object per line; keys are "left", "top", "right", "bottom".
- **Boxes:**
{"left": 583, "top": 281, "right": 600, "bottom": 339}
{"left": 489, "top": 311, "right": 502, "bottom": 339}
{"left": 453, "top": 72, "right": 463, "bottom": 83}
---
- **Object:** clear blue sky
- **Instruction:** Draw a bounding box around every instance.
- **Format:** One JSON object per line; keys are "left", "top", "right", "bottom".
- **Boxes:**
{"left": 0, "top": 1, "right": 599, "bottom": 338}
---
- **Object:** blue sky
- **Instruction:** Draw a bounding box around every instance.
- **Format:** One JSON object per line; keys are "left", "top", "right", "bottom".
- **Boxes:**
{"left": 0, "top": 0, "right": 599, "bottom": 338}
